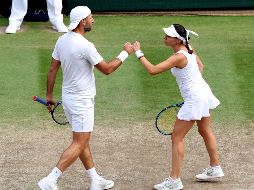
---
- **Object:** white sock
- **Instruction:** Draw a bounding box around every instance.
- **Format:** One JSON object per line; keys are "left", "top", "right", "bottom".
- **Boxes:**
{"left": 47, "top": 167, "right": 62, "bottom": 182}
{"left": 86, "top": 167, "right": 101, "bottom": 181}
{"left": 169, "top": 176, "right": 180, "bottom": 182}
{"left": 211, "top": 165, "right": 221, "bottom": 169}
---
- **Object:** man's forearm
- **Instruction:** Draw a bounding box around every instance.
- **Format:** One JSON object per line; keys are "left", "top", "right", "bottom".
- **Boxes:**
{"left": 46, "top": 71, "right": 56, "bottom": 98}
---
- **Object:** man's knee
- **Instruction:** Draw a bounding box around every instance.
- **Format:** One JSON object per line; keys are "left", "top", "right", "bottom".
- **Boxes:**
{"left": 72, "top": 140, "right": 89, "bottom": 151}
{"left": 72, "top": 132, "right": 91, "bottom": 150}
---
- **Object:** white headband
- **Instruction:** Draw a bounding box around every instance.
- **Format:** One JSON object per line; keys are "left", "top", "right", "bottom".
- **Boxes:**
{"left": 163, "top": 25, "right": 199, "bottom": 43}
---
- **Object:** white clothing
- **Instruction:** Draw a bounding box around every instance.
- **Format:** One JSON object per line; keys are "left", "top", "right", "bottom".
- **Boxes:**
{"left": 171, "top": 50, "right": 220, "bottom": 121}
{"left": 52, "top": 31, "right": 103, "bottom": 132}
{"left": 52, "top": 31, "right": 103, "bottom": 97}
{"left": 8, "top": 0, "right": 64, "bottom": 27}
{"left": 62, "top": 95, "right": 95, "bottom": 132}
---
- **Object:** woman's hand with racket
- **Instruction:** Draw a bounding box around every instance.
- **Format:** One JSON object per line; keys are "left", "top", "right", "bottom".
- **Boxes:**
{"left": 33, "top": 96, "right": 69, "bottom": 125}
{"left": 155, "top": 102, "right": 184, "bottom": 135}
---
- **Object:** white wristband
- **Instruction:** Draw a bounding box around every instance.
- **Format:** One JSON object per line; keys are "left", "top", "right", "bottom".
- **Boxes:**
{"left": 116, "top": 51, "right": 128, "bottom": 63}
{"left": 135, "top": 50, "right": 144, "bottom": 59}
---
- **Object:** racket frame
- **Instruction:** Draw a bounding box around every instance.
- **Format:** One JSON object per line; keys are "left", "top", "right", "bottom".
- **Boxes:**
{"left": 51, "top": 101, "right": 69, "bottom": 125}
{"left": 33, "top": 96, "right": 69, "bottom": 125}
{"left": 155, "top": 102, "right": 184, "bottom": 135}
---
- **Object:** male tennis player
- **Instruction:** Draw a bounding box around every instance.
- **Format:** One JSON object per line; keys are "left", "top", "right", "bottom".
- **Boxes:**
{"left": 38, "top": 6, "right": 133, "bottom": 190}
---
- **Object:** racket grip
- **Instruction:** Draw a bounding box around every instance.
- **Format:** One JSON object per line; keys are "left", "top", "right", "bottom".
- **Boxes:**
{"left": 33, "top": 96, "right": 48, "bottom": 106}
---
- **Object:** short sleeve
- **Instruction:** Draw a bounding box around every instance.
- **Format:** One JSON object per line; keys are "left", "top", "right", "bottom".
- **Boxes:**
{"left": 52, "top": 44, "right": 60, "bottom": 61}
{"left": 84, "top": 43, "right": 103, "bottom": 66}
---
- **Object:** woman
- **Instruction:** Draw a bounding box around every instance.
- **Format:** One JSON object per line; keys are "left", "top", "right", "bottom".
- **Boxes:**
{"left": 133, "top": 24, "right": 224, "bottom": 190}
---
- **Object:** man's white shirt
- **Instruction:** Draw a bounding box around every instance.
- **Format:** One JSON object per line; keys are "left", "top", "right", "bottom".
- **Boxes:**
{"left": 52, "top": 31, "right": 103, "bottom": 98}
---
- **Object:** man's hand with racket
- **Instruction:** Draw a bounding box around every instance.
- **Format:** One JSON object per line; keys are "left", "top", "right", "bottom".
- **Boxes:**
{"left": 45, "top": 95, "right": 56, "bottom": 112}
{"left": 33, "top": 96, "right": 69, "bottom": 125}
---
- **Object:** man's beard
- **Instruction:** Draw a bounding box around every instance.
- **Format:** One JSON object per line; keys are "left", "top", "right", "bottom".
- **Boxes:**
{"left": 85, "top": 26, "right": 91, "bottom": 32}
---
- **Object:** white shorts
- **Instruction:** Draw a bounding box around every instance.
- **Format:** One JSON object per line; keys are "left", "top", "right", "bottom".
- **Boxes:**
{"left": 62, "top": 94, "right": 94, "bottom": 132}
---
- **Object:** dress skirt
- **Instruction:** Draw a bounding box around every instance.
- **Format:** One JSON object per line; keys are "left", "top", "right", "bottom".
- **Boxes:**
{"left": 177, "top": 91, "right": 220, "bottom": 121}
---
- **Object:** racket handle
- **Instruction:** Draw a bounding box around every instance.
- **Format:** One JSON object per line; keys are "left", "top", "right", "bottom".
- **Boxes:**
{"left": 33, "top": 96, "right": 48, "bottom": 106}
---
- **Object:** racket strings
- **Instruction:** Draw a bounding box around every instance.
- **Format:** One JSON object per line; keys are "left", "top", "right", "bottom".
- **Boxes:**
{"left": 52, "top": 103, "right": 68, "bottom": 125}
{"left": 157, "top": 107, "right": 179, "bottom": 134}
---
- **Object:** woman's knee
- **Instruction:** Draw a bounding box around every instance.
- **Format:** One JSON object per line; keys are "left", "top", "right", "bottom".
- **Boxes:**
{"left": 171, "top": 132, "right": 184, "bottom": 143}
{"left": 198, "top": 127, "right": 206, "bottom": 137}
{"left": 198, "top": 127, "right": 215, "bottom": 140}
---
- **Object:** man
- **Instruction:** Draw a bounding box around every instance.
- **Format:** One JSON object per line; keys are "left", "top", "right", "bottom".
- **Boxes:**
{"left": 38, "top": 6, "right": 133, "bottom": 190}
{"left": 5, "top": 0, "right": 67, "bottom": 34}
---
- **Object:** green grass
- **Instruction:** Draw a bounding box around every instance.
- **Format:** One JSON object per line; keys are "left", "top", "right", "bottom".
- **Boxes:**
{"left": 0, "top": 15, "right": 253, "bottom": 127}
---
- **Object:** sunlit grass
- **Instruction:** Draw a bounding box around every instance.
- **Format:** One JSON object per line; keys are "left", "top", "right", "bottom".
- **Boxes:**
{"left": 0, "top": 15, "right": 253, "bottom": 128}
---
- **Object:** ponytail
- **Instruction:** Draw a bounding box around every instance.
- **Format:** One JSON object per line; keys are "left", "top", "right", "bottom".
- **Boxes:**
{"left": 185, "top": 40, "right": 193, "bottom": 54}
{"left": 173, "top": 24, "right": 197, "bottom": 54}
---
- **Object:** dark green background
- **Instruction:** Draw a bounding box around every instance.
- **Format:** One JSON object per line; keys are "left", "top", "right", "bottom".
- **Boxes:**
{"left": 65, "top": 0, "right": 254, "bottom": 12}
{"left": 1, "top": 0, "right": 253, "bottom": 18}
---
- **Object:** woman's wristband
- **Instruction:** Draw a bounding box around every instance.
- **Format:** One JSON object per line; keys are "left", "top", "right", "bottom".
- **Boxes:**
{"left": 135, "top": 50, "right": 144, "bottom": 59}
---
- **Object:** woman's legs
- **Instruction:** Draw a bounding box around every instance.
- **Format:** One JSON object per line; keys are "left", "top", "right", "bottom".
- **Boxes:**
{"left": 170, "top": 119, "right": 195, "bottom": 179}
{"left": 154, "top": 119, "right": 194, "bottom": 190}
{"left": 196, "top": 116, "right": 219, "bottom": 166}
{"left": 195, "top": 115, "right": 224, "bottom": 181}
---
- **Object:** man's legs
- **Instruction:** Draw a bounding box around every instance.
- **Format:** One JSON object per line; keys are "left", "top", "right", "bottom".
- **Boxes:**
{"left": 46, "top": 0, "right": 67, "bottom": 32}
{"left": 38, "top": 132, "right": 94, "bottom": 190}
{"left": 38, "top": 131, "right": 114, "bottom": 190}
{"left": 79, "top": 145, "right": 95, "bottom": 170}
{"left": 39, "top": 97, "right": 113, "bottom": 189}
{"left": 78, "top": 138, "right": 114, "bottom": 190}
{"left": 56, "top": 132, "right": 93, "bottom": 171}
{"left": 6, "top": 0, "right": 27, "bottom": 33}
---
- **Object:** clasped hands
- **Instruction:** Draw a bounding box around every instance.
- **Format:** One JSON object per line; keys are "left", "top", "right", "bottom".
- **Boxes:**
{"left": 121, "top": 41, "right": 144, "bottom": 59}
{"left": 122, "top": 41, "right": 141, "bottom": 55}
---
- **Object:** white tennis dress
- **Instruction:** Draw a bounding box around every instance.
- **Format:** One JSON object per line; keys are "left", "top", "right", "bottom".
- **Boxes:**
{"left": 171, "top": 50, "right": 220, "bottom": 121}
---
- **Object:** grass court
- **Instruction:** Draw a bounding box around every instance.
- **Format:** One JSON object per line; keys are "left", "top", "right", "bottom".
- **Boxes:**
{"left": 0, "top": 15, "right": 254, "bottom": 189}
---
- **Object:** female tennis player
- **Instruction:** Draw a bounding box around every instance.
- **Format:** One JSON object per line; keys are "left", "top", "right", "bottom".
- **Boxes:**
{"left": 133, "top": 24, "right": 224, "bottom": 190}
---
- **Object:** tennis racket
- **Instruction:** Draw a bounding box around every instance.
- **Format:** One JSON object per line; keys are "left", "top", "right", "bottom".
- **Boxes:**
{"left": 155, "top": 102, "right": 184, "bottom": 135}
{"left": 33, "top": 96, "right": 69, "bottom": 125}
